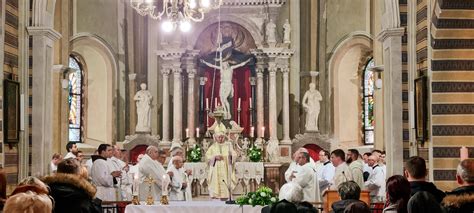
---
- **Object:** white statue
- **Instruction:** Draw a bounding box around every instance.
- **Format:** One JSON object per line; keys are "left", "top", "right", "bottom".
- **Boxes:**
{"left": 302, "top": 83, "right": 323, "bottom": 132}
{"left": 201, "top": 59, "right": 251, "bottom": 119}
{"left": 266, "top": 19, "right": 276, "bottom": 43}
{"left": 283, "top": 19, "right": 291, "bottom": 43}
{"left": 266, "top": 140, "right": 279, "bottom": 162}
{"left": 236, "top": 138, "right": 250, "bottom": 161}
{"left": 134, "top": 83, "right": 153, "bottom": 132}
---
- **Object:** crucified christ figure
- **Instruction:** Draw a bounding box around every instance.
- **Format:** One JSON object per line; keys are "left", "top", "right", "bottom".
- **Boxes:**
{"left": 201, "top": 58, "right": 251, "bottom": 119}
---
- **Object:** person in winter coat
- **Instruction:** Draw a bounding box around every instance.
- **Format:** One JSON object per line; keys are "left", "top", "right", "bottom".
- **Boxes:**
{"left": 42, "top": 158, "right": 102, "bottom": 213}
{"left": 404, "top": 156, "right": 445, "bottom": 202}
{"left": 441, "top": 159, "right": 474, "bottom": 213}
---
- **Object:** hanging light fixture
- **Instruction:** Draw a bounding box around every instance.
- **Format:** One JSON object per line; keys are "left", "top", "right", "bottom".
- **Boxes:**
{"left": 130, "top": 0, "right": 223, "bottom": 32}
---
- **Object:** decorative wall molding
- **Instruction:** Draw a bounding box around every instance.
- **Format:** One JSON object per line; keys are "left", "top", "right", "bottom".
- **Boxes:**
{"left": 432, "top": 125, "right": 474, "bottom": 136}
{"left": 433, "top": 170, "right": 457, "bottom": 181}
{"left": 432, "top": 82, "right": 474, "bottom": 93}
{"left": 432, "top": 104, "right": 474, "bottom": 114}
{"left": 432, "top": 60, "right": 474, "bottom": 71}
{"left": 433, "top": 147, "right": 474, "bottom": 158}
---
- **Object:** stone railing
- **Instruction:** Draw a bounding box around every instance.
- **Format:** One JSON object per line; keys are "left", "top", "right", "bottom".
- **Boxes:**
{"left": 222, "top": 0, "right": 286, "bottom": 6}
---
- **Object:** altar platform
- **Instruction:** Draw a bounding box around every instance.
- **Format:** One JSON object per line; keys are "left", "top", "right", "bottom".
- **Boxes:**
{"left": 124, "top": 201, "right": 263, "bottom": 213}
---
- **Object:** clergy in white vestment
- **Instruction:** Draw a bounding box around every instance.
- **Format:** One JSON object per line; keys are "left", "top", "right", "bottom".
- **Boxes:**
{"left": 129, "top": 154, "right": 144, "bottom": 179}
{"left": 347, "top": 149, "right": 365, "bottom": 189}
{"left": 362, "top": 152, "right": 373, "bottom": 180}
{"left": 329, "top": 149, "right": 353, "bottom": 190}
{"left": 166, "top": 156, "right": 192, "bottom": 201}
{"left": 64, "top": 142, "right": 78, "bottom": 159}
{"left": 317, "top": 150, "right": 335, "bottom": 192}
{"left": 50, "top": 153, "right": 62, "bottom": 174}
{"left": 291, "top": 152, "right": 320, "bottom": 202}
{"left": 138, "top": 146, "right": 168, "bottom": 201}
{"left": 91, "top": 144, "right": 121, "bottom": 201}
{"left": 206, "top": 132, "right": 237, "bottom": 199}
{"left": 285, "top": 148, "right": 317, "bottom": 183}
{"left": 109, "top": 145, "right": 132, "bottom": 201}
{"left": 364, "top": 155, "right": 386, "bottom": 202}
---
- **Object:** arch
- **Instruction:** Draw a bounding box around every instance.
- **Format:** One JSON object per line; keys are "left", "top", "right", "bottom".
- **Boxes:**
{"left": 69, "top": 33, "right": 118, "bottom": 146}
{"left": 189, "top": 14, "right": 263, "bottom": 48}
{"left": 328, "top": 32, "right": 373, "bottom": 147}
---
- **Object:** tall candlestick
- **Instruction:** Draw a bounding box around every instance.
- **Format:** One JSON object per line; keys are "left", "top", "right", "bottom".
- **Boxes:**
{"left": 250, "top": 126, "right": 254, "bottom": 138}
{"left": 261, "top": 126, "right": 265, "bottom": 138}
{"left": 206, "top": 98, "right": 209, "bottom": 109}
{"left": 238, "top": 98, "right": 241, "bottom": 109}
{"left": 185, "top": 128, "right": 189, "bottom": 138}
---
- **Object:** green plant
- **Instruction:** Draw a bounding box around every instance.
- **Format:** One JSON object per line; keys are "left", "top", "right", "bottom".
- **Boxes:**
{"left": 187, "top": 145, "right": 202, "bottom": 162}
{"left": 247, "top": 146, "right": 262, "bottom": 162}
{"left": 236, "top": 186, "right": 278, "bottom": 207}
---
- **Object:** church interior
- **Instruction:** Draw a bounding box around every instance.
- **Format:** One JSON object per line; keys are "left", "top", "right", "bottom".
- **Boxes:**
{"left": 0, "top": 0, "right": 473, "bottom": 212}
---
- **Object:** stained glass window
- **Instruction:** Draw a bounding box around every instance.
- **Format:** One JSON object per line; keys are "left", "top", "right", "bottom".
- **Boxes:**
{"left": 68, "top": 56, "right": 83, "bottom": 143}
{"left": 363, "top": 58, "right": 375, "bottom": 144}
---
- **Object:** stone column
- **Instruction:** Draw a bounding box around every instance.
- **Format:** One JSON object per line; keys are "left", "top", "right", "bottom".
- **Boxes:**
{"left": 268, "top": 62, "right": 278, "bottom": 141}
{"left": 172, "top": 67, "right": 183, "bottom": 144}
{"left": 161, "top": 68, "right": 171, "bottom": 144}
{"left": 128, "top": 73, "right": 137, "bottom": 135}
{"left": 281, "top": 67, "right": 291, "bottom": 143}
{"left": 377, "top": 27, "right": 405, "bottom": 177}
{"left": 27, "top": 26, "right": 62, "bottom": 176}
{"left": 187, "top": 69, "right": 196, "bottom": 143}
{"left": 256, "top": 68, "right": 265, "bottom": 138}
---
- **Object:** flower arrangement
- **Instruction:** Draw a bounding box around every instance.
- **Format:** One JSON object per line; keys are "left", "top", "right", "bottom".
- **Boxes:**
{"left": 247, "top": 146, "right": 262, "bottom": 162}
{"left": 236, "top": 186, "right": 278, "bottom": 207}
{"left": 187, "top": 145, "right": 202, "bottom": 162}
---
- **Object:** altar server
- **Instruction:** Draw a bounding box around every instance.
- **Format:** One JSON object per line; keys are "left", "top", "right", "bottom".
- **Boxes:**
{"left": 167, "top": 156, "right": 192, "bottom": 201}
{"left": 364, "top": 155, "right": 386, "bottom": 202}
{"left": 330, "top": 149, "right": 353, "bottom": 190}
{"left": 109, "top": 145, "right": 131, "bottom": 201}
{"left": 318, "top": 150, "right": 335, "bottom": 192}
{"left": 91, "top": 144, "right": 121, "bottom": 201}
{"left": 292, "top": 152, "right": 320, "bottom": 202}
{"left": 138, "top": 146, "right": 167, "bottom": 201}
{"left": 285, "top": 148, "right": 317, "bottom": 182}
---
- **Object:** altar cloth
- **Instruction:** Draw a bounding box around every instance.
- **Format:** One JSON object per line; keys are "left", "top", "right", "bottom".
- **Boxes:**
{"left": 125, "top": 201, "right": 263, "bottom": 213}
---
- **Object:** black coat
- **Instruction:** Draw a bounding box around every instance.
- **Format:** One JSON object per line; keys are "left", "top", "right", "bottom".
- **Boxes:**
{"left": 410, "top": 181, "right": 446, "bottom": 203}
{"left": 331, "top": 199, "right": 362, "bottom": 213}
{"left": 42, "top": 173, "right": 102, "bottom": 213}
{"left": 441, "top": 185, "right": 474, "bottom": 213}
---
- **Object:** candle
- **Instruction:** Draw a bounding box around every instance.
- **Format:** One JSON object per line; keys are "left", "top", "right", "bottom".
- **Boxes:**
{"left": 261, "top": 126, "right": 265, "bottom": 137}
{"left": 250, "top": 126, "right": 254, "bottom": 138}
{"left": 186, "top": 128, "right": 189, "bottom": 138}
{"left": 196, "top": 127, "right": 200, "bottom": 138}
{"left": 206, "top": 98, "right": 209, "bottom": 109}
{"left": 162, "top": 174, "right": 167, "bottom": 195}
{"left": 238, "top": 98, "right": 241, "bottom": 109}
{"left": 460, "top": 146, "right": 469, "bottom": 160}
{"left": 249, "top": 97, "right": 252, "bottom": 108}
{"left": 215, "top": 97, "right": 218, "bottom": 107}
{"left": 133, "top": 173, "right": 139, "bottom": 195}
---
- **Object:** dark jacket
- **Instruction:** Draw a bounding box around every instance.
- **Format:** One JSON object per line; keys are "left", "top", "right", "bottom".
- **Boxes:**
{"left": 410, "top": 181, "right": 446, "bottom": 203}
{"left": 331, "top": 199, "right": 362, "bottom": 213}
{"left": 42, "top": 173, "right": 102, "bottom": 213}
{"left": 441, "top": 185, "right": 474, "bottom": 213}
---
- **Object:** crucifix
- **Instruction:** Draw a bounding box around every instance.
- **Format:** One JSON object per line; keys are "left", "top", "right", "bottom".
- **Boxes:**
{"left": 143, "top": 176, "right": 156, "bottom": 205}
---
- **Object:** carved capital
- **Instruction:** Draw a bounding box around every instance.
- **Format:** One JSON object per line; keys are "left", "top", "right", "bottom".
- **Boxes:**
{"left": 172, "top": 68, "right": 182, "bottom": 74}
{"left": 161, "top": 69, "right": 171, "bottom": 76}
{"left": 249, "top": 77, "right": 257, "bottom": 85}
{"left": 199, "top": 77, "right": 208, "bottom": 85}
{"left": 187, "top": 69, "right": 197, "bottom": 77}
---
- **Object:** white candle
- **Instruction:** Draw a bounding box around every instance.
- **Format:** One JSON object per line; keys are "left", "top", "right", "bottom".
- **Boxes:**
{"left": 196, "top": 127, "right": 200, "bottom": 138}
{"left": 133, "top": 173, "right": 139, "bottom": 195}
{"left": 186, "top": 128, "right": 189, "bottom": 138}
{"left": 215, "top": 98, "right": 218, "bottom": 107}
{"left": 206, "top": 98, "right": 209, "bottom": 109}
{"left": 162, "top": 175, "right": 167, "bottom": 195}
{"left": 250, "top": 126, "right": 254, "bottom": 138}
{"left": 249, "top": 97, "right": 252, "bottom": 108}
{"left": 261, "top": 126, "right": 265, "bottom": 137}
{"left": 238, "top": 98, "right": 241, "bottom": 109}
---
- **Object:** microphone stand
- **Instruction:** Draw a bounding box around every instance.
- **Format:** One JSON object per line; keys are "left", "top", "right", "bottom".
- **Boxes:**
{"left": 222, "top": 179, "right": 235, "bottom": 204}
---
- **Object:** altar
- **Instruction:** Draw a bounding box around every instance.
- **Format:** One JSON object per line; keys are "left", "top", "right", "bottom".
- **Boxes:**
{"left": 124, "top": 201, "right": 263, "bottom": 213}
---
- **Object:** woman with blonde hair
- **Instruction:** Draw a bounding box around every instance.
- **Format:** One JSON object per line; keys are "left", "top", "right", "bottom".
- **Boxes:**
{"left": 4, "top": 190, "right": 53, "bottom": 213}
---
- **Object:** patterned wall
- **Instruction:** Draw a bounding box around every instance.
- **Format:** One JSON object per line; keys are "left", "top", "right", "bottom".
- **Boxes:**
{"left": 431, "top": 0, "right": 474, "bottom": 191}
{"left": 3, "top": 0, "right": 19, "bottom": 192}
{"left": 399, "top": 0, "right": 409, "bottom": 160}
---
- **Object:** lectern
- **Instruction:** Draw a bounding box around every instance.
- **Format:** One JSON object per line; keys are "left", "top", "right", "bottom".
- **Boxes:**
{"left": 322, "top": 190, "right": 370, "bottom": 213}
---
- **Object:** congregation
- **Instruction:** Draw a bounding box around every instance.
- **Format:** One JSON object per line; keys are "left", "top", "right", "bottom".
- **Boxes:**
{"left": 0, "top": 142, "right": 472, "bottom": 213}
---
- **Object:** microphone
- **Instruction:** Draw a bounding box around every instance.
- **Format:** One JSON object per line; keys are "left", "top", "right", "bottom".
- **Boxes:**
{"left": 222, "top": 180, "right": 235, "bottom": 204}
{"left": 342, "top": 171, "right": 347, "bottom": 183}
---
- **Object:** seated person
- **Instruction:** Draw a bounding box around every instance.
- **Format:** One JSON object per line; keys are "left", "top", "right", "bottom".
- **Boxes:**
{"left": 331, "top": 181, "right": 365, "bottom": 213}
{"left": 344, "top": 201, "right": 370, "bottom": 213}
{"left": 269, "top": 199, "right": 297, "bottom": 213}
{"left": 408, "top": 191, "right": 443, "bottom": 213}
{"left": 43, "top": 158, "right": 102, "bottom": 213}
{"left": 4, "top": 190, "right": 52, "bottom": 213}
{"left": 263, "top": 182, "right": 318, "bottom": 213}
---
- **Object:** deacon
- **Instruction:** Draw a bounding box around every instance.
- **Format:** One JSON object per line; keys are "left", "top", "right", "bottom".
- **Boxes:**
{"left": 292, "top": 152, "right": 319, "bottom": 202}
{"left": 318, "top": 150, "right": 335, "bottom": 192}
{"left": 167, "top": 156, "right": 192, "bottom": 201}
{"left": 206, "top": 132, "right": 237, "bottom": 199}
{"left": 91, "top": 144, "right": 121, "bottom": 201}
{"left": 138, "top": 146, "right": 168, "bottom": 200}
{"left": 285, "top": 148, "right": 317, "bottom": 182}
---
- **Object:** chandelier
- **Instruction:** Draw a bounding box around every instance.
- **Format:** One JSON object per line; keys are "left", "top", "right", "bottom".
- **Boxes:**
{"left": 130, "top": 0, "right": 223, "bottom": 32}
